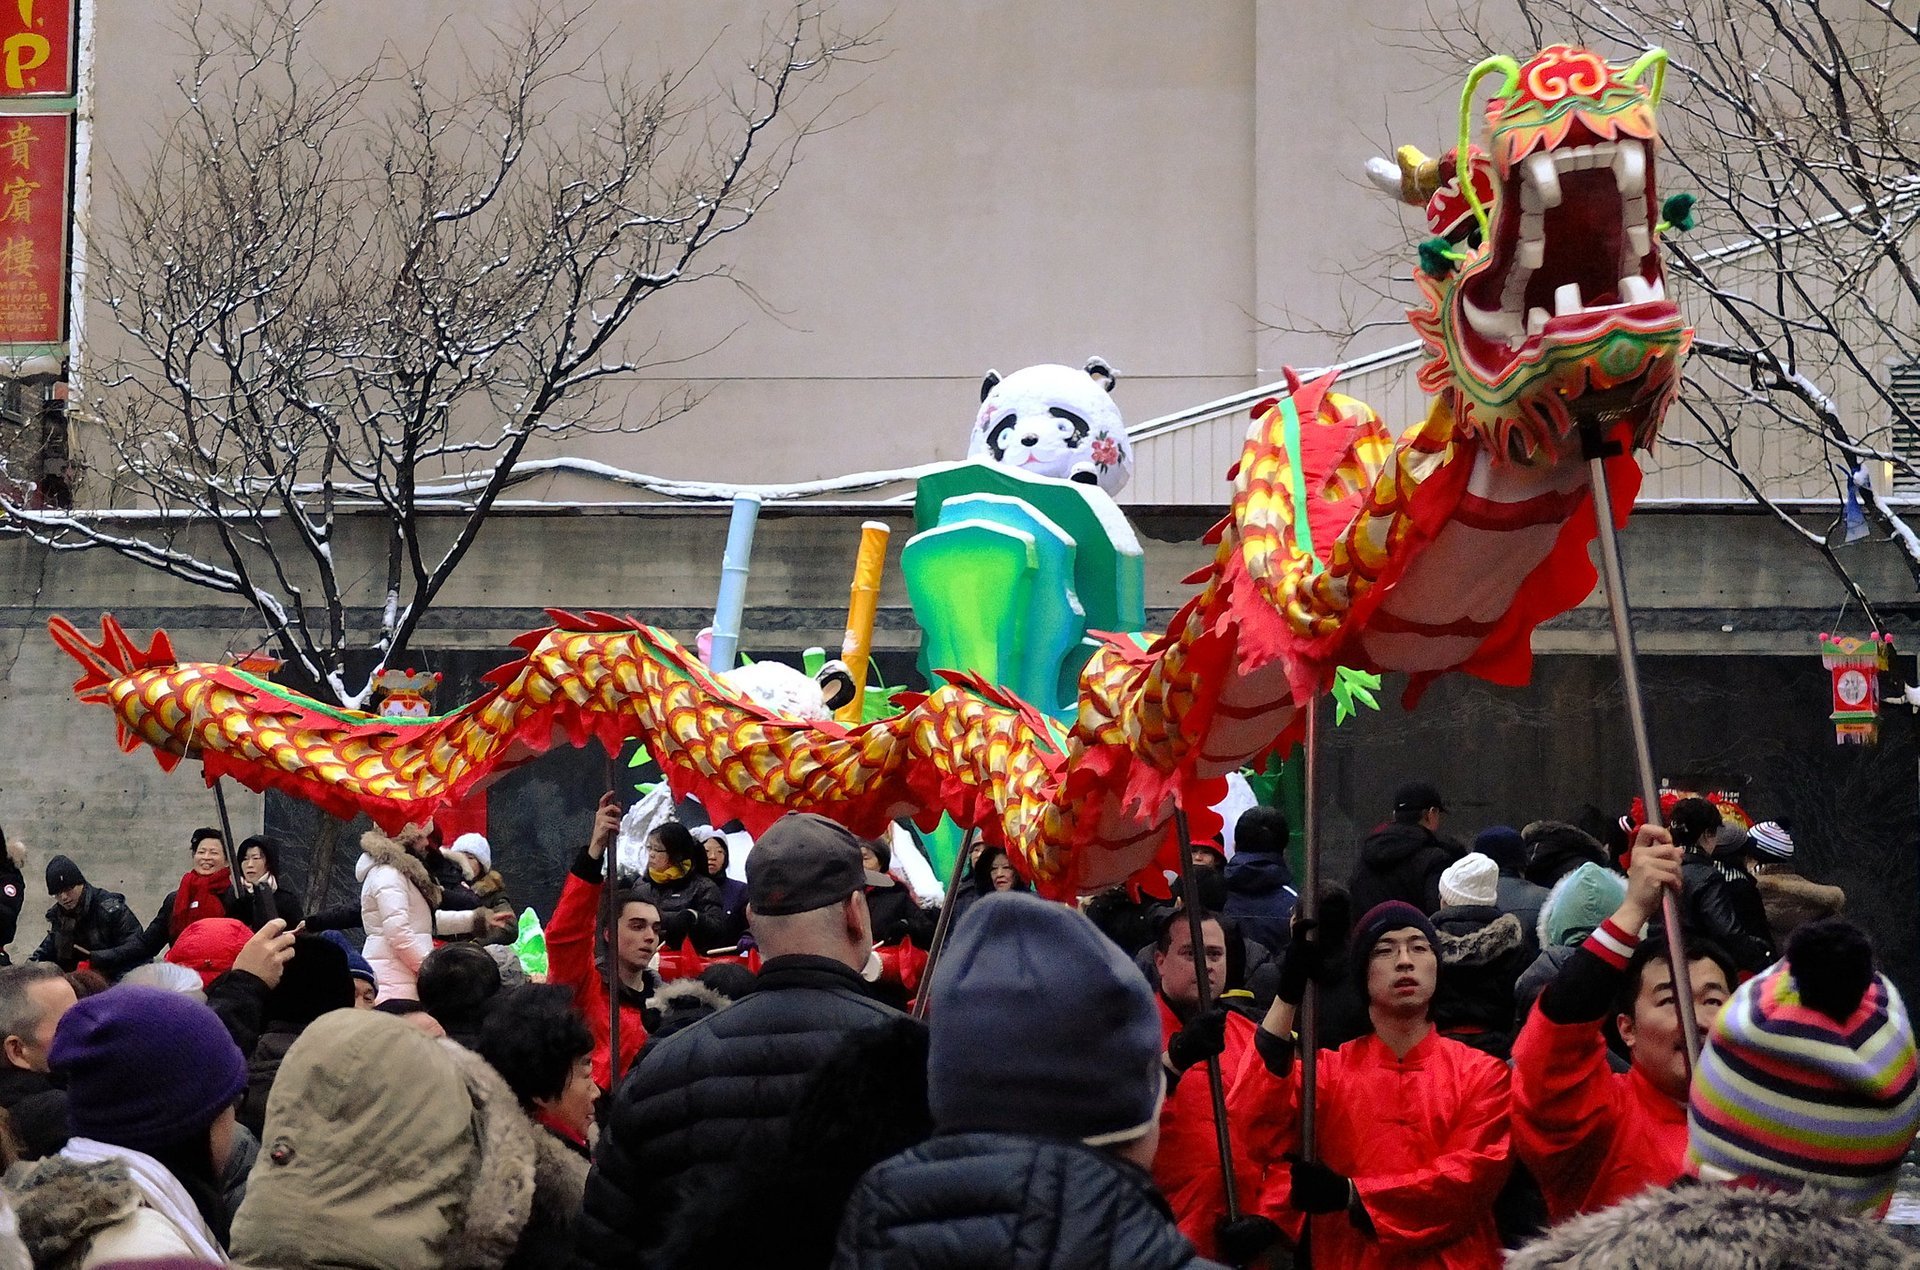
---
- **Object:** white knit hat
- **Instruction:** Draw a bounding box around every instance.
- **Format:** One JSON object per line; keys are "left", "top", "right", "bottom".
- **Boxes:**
{"left": 1439, "top": 852, "right": 1499, "bottom": 908}
{"left": 1749, "top": 821, "right": 1794, "bottom": 861}
{"left": 448, "top": 832, "right": 491, "bottom": 874}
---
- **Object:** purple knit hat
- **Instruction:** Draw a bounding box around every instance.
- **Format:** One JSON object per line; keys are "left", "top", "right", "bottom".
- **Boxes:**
{"left": 51, "top": 985, "right": 246, "bottom": 1152}
{"left": 1348, "top": 900, "right": 1441, "bottom": 989}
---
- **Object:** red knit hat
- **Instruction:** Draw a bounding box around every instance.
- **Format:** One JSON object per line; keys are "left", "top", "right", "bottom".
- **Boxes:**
{"left": 166, "top": 917, "right": 253, "bottom": 988}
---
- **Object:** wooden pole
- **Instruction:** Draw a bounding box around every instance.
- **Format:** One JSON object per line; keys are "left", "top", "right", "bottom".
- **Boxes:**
{"left": 1581, "top": 413, "right": 1701, "bottom": 1070}
{"left": 209, "top": 776, "right": 244, "bottom": 900}
{"left": 603, "top": 749, "right": 624, "bottom": 1086}
{"left": 910, "top": 827, "right": 977, "bottom": 1021}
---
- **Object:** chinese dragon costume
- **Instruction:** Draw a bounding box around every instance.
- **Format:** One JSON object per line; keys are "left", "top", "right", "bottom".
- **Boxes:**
{"left": 50, "top": 45, "right": 1689, "bottom": 898}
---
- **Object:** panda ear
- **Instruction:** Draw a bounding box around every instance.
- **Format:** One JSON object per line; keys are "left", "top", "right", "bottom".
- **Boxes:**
{"left": 1085, "top": 358, "right": 1117, "bottom": 393}
{"left": 980, "top": 370, "right": 1002, "bottom": 403}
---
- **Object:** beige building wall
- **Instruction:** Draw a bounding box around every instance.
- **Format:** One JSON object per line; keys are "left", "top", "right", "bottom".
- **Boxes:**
{"left": 77, "top": 2, "right": 1459, "bottom": 504}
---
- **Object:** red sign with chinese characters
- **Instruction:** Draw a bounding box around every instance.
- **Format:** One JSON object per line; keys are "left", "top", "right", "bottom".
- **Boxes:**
{"left": 0, "top": 111, "right": 70, "bottom": 346}
{"left": 0, "top": 1, "right": 77, "bottom": 98}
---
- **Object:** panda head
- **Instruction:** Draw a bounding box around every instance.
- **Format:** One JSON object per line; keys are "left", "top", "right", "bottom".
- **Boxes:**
{"left": 966, "top": 358, "right": 1132, "bottom": 496}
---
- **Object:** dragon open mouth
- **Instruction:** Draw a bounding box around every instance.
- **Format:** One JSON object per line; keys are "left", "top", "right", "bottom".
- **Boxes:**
{"left": 1462, "top": 127, "right": 1667, "bottom": 349}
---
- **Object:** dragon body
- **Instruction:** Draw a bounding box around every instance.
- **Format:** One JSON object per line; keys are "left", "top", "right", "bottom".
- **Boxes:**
{"left": 49, "top": 46, "right": 1690, "bottom": 898}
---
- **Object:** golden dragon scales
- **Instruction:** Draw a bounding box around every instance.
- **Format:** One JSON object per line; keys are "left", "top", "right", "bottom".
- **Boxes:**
{"left": 50, "top": 45, "right": 1689, "bottom": 898}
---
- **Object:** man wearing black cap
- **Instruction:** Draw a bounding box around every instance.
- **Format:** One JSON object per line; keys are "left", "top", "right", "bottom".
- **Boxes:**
{"left": 28, "top": 855, "right": 148, "bottom": 980}
{"left": 1348, "top": 782, "right": 1458, "bottom": 918}
{"left": 577, "top": 812, "right": 930, "bottom": 1270}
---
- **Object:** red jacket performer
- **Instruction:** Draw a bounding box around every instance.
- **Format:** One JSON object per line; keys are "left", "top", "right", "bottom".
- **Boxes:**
{"left": 1226, "top": 900, "right": 1511, "bottom": 1269}
{"left": 547, "top": 792, "right": 663, "bottom": 1090}
{"left": 1150, "top": 909, "right": 1260, "bottom": 1261}
{"left": 1508, "top": 825, "right": 1736, "bottom": 1223}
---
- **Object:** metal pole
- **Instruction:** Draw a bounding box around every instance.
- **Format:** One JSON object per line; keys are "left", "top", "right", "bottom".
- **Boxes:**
{"left": 1298, "top": 696, "right": 1321, "bottom": 1162}
{"left": 1172, "top": 803, "right": 1240, "bottom": 1222}
{"left": 1582, "top": 418, "right": 1701, "bottom": 1069}
{"left": 911, "top": 827, "right": 978, "bottom": 1021}
{"left": 209, "top": 776, "right": 244, "bottom": 900}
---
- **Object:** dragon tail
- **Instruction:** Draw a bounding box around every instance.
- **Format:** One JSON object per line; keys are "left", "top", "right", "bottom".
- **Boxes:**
{"left": 47, "top": 615, "right": 182, "bottom": 767}
{"left": 48, "top": 615, "right": 176, "bottom": 702}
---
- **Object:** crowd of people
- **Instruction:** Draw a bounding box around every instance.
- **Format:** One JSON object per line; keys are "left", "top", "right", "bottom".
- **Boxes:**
{"left": 0, "top": 781, "right": 1904, "bottom": 1268}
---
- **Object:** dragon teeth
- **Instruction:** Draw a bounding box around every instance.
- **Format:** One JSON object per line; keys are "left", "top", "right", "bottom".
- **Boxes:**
{"left": 1614, "top": 140, "right": 1646, "bottom": 197}
{"left": 1554, "top": 283, "right": 1583, "bottom": 316}
{"left": 1523, "top": 152, "right": 1563, "bottom": 208}
{"left": 1619, "top": 275, "right": 1654, "bottom": 304}
{"left": 1626, "top": 223, "right": 1651, "bottom": 257}
{"left": 1527, "top": 307, "right": 1550, "bottom": 335}
{"left": 1463, "top": 298, "right": 1521, "bottom": 342}
{"left": 1518, "top": 238, "right": 1544, "bottom": 269}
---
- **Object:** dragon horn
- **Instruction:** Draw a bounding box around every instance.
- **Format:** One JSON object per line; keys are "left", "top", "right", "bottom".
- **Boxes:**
{"left": 1363, "top": 145, "right": 1442, "bottom": 206}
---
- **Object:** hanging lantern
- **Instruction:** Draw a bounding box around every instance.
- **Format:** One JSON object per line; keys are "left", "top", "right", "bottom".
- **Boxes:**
{"left": 1819, "top": 632, "right": 1892, "bottom": 745}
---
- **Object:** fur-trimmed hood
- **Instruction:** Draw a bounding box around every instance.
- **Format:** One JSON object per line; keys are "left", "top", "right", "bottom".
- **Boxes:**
{"left": 1506, "top": 1181, "right": 1920, "bottom": 1268}
{"left": 5, "top": 1155, "right": 141, "bottom": 1265}
{"left": 230, "top": 1007, "right": 566, "bottom": 1270}
{"left": 1755, "top": 867, "right": 1846, "bottom": 941}
{"left": 646, "top": 977, "right": 735, "bottom": 1048}
{"left": 1435, "top": 910, "right": 1524, "bottom": 967}
{"left": 356, "top": 829, "right": 442, "bottom": 908}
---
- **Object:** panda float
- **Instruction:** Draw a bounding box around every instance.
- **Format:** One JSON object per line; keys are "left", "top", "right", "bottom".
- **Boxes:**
{"left": 966, "top": 357, "right": 1134, "bottom": 496}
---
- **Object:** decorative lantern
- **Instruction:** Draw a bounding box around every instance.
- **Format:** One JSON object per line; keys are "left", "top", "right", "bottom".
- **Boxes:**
{"left": 1819, "top": 632, "right": 1892, "bottom": 745}
{"left": 374, "top": 667, "right": 442, "bottom": 719}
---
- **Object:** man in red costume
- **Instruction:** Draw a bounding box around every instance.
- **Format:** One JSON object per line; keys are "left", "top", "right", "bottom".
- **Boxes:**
{"left": 1508, "top": 824, "right": 1736, "bottom": 1222}
{"left": 1228, "top": 900, "right": 1510, "bottom": 1268}
{"left": 547, "top": 792, "right": 662, "bottom": 1090}
{"left": 1151, "top": 909, "right": 1259, "bottom": 1261}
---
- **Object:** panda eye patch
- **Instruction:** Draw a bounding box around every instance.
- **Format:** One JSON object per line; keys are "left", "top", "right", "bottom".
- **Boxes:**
{"left": 985, "top": 413, "right": 1020, "bottom": 459}
{"left": 1048, "top": 407, "right": 1090, "bottom": 445}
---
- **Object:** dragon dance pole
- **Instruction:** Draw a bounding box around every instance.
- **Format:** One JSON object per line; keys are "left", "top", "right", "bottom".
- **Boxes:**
{"left": 209, "top": 777, "right": 244, "bottom": 900}
{"left": 1299, "top": 695, "right": 1321, "bottom": 1163}
{"left": 707, "top": 494, "right": 763, "bottom": 673}
{"left": 603, "top": 755, "right": 623, "bottom": 1088}
{"left": 1581, "top": 416, "right": 1701, "bottom": 1069}
{"left": 1172, "top": 803, "right": 1240, "bottom": 1222}
{"left": 911, "top": 826, "right": 977, "bottom": 1021}
{"left": 837, "top": 522, "right": 890, "bottom": 725}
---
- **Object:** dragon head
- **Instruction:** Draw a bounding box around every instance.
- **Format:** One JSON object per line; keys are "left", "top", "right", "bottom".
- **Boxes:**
{"left": 1392, "top": 45, "right": 1692, "bottom": 462}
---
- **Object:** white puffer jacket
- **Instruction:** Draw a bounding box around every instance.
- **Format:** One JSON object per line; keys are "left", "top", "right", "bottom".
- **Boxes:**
{"left": 356, "top": 830, "right": 484, "bottom": 1003}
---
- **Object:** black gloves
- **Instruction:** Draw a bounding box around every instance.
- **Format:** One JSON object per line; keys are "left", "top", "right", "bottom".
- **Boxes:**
{"left": 1275, "top": 918, "right": 1331, "bottom": 1006}
{"left": 659, "top": 910, "right": 697, "bottom": 946}
{"left": 1214, "top": 1214, "right": 1281, "bottom": 1267}
{"left": 1166, "top": 1004, "right": 1229, "bottom": 1072}
{"left": 1287, "top": 1157, "right": 1354, "bottom": 1215}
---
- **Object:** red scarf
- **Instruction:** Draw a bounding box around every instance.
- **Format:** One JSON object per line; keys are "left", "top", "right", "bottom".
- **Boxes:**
{"left": 169, "top": 868, "right": 231, "bottom": 940}
{"left": 533, "top": 1106, "right": 589, "bottom": 1151}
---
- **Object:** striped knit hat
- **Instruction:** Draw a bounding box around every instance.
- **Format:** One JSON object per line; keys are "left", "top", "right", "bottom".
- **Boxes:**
{"left": 1689, "top": 919, "right": 1920, "bottom": 1214}
{"left": 1749, "top": 821, "right": 1794, "bottom": 861}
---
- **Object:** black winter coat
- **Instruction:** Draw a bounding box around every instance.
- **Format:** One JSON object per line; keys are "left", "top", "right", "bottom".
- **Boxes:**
{"left": 575, "top": 954, "right": 931, "bottom": 1270}
{"left": 30, "top": 886, "right": 147, "bottom": 977}
{"left": 0, "top": 860, "right": 24, "bottom": 957}
{"left": 0, "top": 1063, "right": 66, "bottom": 1158}
{"left": 1222, "top": 852, "right": 1296, "bottom": 952}
{"left": 1431, "top": 904, "right": 1531, "bottom": 1059}
{"left": 1681, "top": 855, "right": 1775, "bottom": 976}
{"left": 833, "top": 1132, "right": 1226, "bottom": 1270}
{"left": 866, "top": 882, "right": 935, "bottom": 947}
{"left": 631, "top": 871, "right": 728, "bottom": 951}
{"left": 1349, "top": 822, "right": 1457, "bottom": 917}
